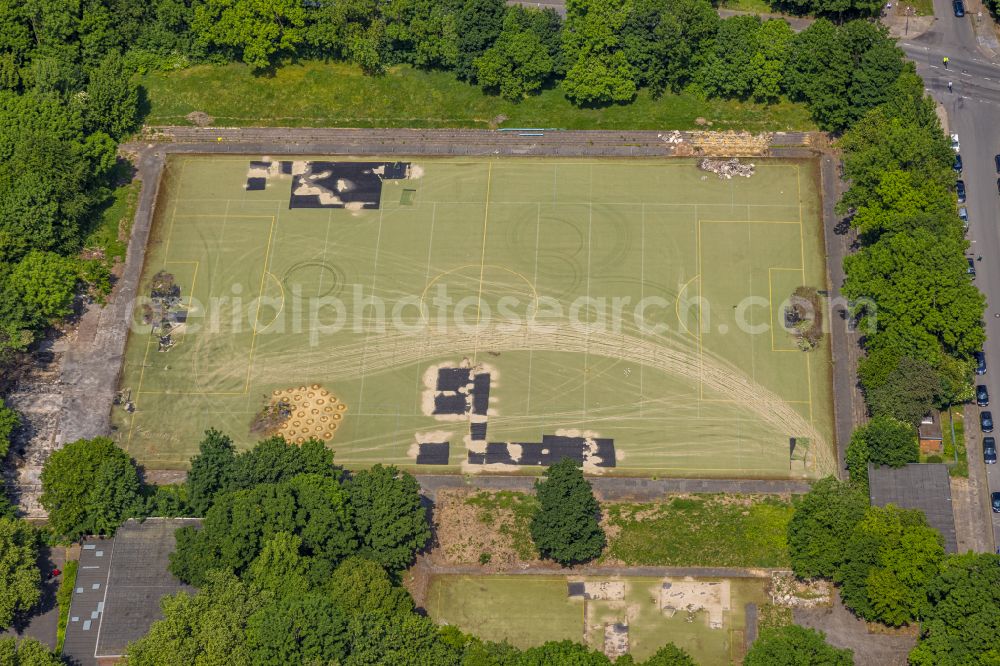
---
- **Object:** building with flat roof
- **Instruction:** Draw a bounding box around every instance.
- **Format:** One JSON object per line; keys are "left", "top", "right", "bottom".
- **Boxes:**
{"left": 62, "top": 518, "right": 198, "bottom": 665}
{"left": 868, "top": 463, "right": 957, "bottom": 553}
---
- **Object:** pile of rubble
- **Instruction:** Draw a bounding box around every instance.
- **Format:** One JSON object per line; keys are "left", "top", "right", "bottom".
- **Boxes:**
{"left": 698, "top": 158, "right": 756, "bottom": 179}
{"left": 769, "top": 571, "right": 831, "bottom": 609}
{"left": 659, "top": 130, "right": 684, "bottom": 144}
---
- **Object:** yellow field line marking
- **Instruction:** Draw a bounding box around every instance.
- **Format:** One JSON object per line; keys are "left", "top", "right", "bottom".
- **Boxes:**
{"left": 163, "top": 260, "right": 199, "bottom": 347}
{"left": 125, "top": 329, "right": 154, "bottom": 452}
{"left": 697, "top": 214, "right": 703, "bottom": 399}
{"left": 161, "top": 160, "right": 186, "bottom": 261}
{"left": 127, "top": 194, "right": 191, "bottom": 451}
{"left": 698, "top": 398, "right": 812, "bottom": 404}
{"left": 244, "top": 216, "right": 278, "bottom": 392}
{"left": 254, "top": 271, "right": 286, "bottom": 332}
{"left": 675, "top": 273, "right": 701, "bottom": 339}
{"left": 171, "top": 214, "right": 280, "bottom": 218}
{"left": 136, "top": 390, "right": 247, "bottom": 396}
{"left": 796, "top": 166, "right": 816, "bottom": 433}
{"left": 698, "top": 219, "right": 815, "bottom": 412}
{"left": 472, "top": 161, "right": 494, "bottom": 364}
{"left": 768, "top": 267, "right": 806, "bottom": 352}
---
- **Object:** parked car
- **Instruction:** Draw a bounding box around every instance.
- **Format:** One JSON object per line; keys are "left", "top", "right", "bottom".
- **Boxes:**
{"left": 981, "top": 411, "right": 993, "bottom": 433}
{"left": 957, "top": 179, "right": 967, "bottom": 203}
{"left": 992, "top": 492, "right": 1000, "bottom": 513}
{"left": 995, "top": 153, "right": 1000, "bottom": 172}
{"left": 952, "top": 133, "right": 961, "bottom": 151}
{"left": 954, "top": 0, "right": 966, "bottom": 16}
{"left": 954, "top": 153, "right": 963, "bottom": 172}
{"left": 976, "top": 351, "right": 987, "bottom": 375}
{"left": 959, "top": 206, "right": 969, "bottom": 231}
{"left": 984, "top": 437, "right": 997, "bottom": 464}
{"left": 996, "top": 178, "right": 1000, "bottom": 195}
{"left": 968, "top": 257, "right": 977, "bottom": 278}
{"left": 977, "top": 384, "right": 989, "bottom": 406}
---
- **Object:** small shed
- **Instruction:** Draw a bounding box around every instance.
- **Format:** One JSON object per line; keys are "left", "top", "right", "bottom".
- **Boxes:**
{"left": 918, "top": 412, "right": 944, "bottom": 455}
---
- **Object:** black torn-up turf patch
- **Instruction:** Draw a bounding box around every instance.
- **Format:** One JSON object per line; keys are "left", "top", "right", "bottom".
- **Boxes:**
{"left": 288, "top": 161, "right": 411, "bottom": 210}
{"left": 472, "top": 373, "right": 490, "bottom": 415}
{"left": 246, "top": 177, "right": 266, "bottom": 191}
{"left": 433, "top": 393, "right": 468, "bottom": 415}
{"left": 416, "top": 442, "right": 449, "bottom": 465}
{"left": 466, "top": 436, "right": 616, "bottom": 468}
{"left": 470, "top": 422, "right": 487, "bottom": 441}
{"left": 437, "top": 367, "right": 472, "bottom": 392}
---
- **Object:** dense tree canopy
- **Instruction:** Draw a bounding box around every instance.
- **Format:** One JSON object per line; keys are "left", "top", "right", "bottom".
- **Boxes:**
{"left": 0, "top": 517, "right": 40, "bottom": 630}
{"left": 170, "top": 473, "right": 356, "bottom": 586}
{"left": 39, "top": 436, "right": 143, "bottom": 539}
{"left": 530, "top": 458, "right": 605, "bottom": 565}
{"left": 744, "top": 625, "right": 852, "bottom": 666}
{"left": 474, "top": 7, "right": 560, "bottom": 101}
{"left": 836, "top": 505, "right": 945, "bottom": 626}
{"left": 0, "top": 637, "right": 62, "bottom": 666}
{"left": 909, "top": 553, "right": 1000, "bottom": 665}
{"left": 845, "top": 416, "right": 919, "bottom": 488}
{"left": 0, "top": 399, "right": 19, "bottom": 459}
{"left": 347, "top": 464, "right": 430, "bottom": 571}
{"left": 787, "top": 477, "right": 868, "bottom": 579}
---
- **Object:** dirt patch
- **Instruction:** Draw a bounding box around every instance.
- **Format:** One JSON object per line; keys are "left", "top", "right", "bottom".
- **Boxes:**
{"left": 185, "top": 111, "right": 214, "bottom": 127}
{"left": 432, "top": 488, "right": 543, "bottom": 571}
{"left": 660, "top": 578, "right": 731, "bottom": 628}
{"left": 403, "top": 554, "right": 433, "bottom": 608}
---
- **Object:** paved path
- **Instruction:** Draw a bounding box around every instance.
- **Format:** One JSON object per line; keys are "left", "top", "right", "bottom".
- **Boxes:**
{"left": 424, "top": 562, "right": 778, "bottom": 578}
{"left": 139, "top": 126, "right": 812, "bottom": 155}
{"left": 417, "top": 474, "right": 811, "bottom": 501}
{"left": 820, "top": 156, "right": 864, "bottom": 476}
{"left": 2, "top": 547, "right": 65, "bottom": 650}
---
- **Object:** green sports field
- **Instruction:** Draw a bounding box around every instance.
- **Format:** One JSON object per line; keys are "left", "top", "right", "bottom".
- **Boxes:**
{"left": 113, "top": 154, "right": 834, "bottom": 476}
{"left": 425, "top": 574, "right": 768, "bottom": 664}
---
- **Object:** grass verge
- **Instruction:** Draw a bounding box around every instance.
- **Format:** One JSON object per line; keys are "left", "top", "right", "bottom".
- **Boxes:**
{"left": 454, "top": 491, "right": 792, "bottom": 568}
{"left": 55, "top": 559, "right": 78, "bottom": 655}
{"left": 84, "top": 179, "right": 140, "bottom": 262}
{"left": 718, "top": 0, "right": 775, "bottom": 11}
{"left": 942, "top": 406, "right": 967, "bottom": 477}
{"left": 758, "top": 602, "right": 794, "bottom": 632}
{"left": 602, "top": 495, "right": 794, "bottom": 567}
{"left": 139, "top": 61, "right": 816, "bottom": 131}
{"left": 465, "top": 490, "right": 539, "bottom": 561}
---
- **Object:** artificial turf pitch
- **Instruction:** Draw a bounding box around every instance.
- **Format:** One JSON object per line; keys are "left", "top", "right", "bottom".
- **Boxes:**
{"left": 424, "top": 574, "right": 767, "bottom": 664}
{"left": 113, "top": 155, "right": 834, "bottom": 476}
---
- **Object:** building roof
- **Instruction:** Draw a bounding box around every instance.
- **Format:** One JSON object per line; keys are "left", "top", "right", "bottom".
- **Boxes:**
{"left": 62, "top": 518, "right": 199, "bottom": 665}
{"left": 868, "top": 463, "right": 957, "bottom": 553}
{"left": 918, "top": 412, "right": 943, "bottom": 441}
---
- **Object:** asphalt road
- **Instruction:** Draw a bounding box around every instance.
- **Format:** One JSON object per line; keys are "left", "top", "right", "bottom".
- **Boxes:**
{"left": 901, "top": 0, "right": 1000, "bottom": 550}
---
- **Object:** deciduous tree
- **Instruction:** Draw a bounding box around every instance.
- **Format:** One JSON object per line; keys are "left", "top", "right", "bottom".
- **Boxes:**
{"left": 836, "top": 504, "right": 945, "bottom": 625}
{"left": 909, "top": 552, "right": 1000, "bottom": 665}
{"left": 0, "top": 518, "right": 40, "bottom": 630}
{"left": 845, "top": 416, "right": 918, "bottom": 488}
{"left": 192, "top": 0, "right": 306, "bottom": 71}
{"left": 530, "top": 458, "right": 605, "bottom": 565}
{"left": 185, "top": 429, "right": 237, "bottom": 515}
{"left": 744, "top": 625, "right": 852, "bottom": 666}
{"left": 40, "top": 437, "right": 142, "bottom": 539}
{"left": 347, "top": 464, "right": 430, "bottom": 570}
{"left": 787, "top": 477, "right": 868, "bottom": 579}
